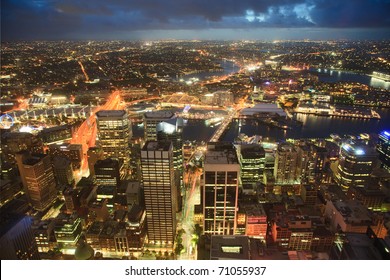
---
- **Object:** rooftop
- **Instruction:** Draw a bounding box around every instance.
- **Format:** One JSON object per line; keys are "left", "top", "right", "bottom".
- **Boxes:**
{"left": 240, "top": 144, "right": 265, "bottom": 159}
{"left": 142, "top": 140, "right": 172, "bottom": 151}
{"left": 210, "top": 235, "right": 250, "bottom": 260}
{"left": 332, "top": 200, "right": 372, "bottom": 224}
{"left": 144, "top": 111, "right": 174, "bottom": 119}
{"left": 241, "top": 103, "right": 286, "bottom": 117}
{"left": 204, "top": 142, "right": 238, "bottom": 165}
{"left": 96, "top": 110, "right": 127, "bottom": 118}
{"left": 341, "top": 143, "right": 377, "bottom": 157}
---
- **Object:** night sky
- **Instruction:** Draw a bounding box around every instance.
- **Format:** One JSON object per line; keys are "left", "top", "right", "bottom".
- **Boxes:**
{"left": 1, "top": 0, "right": 390, "bottom": 41}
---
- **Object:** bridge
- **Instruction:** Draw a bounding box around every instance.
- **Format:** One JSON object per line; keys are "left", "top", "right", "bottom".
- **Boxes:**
{"left": 209, "top": 109, "right": 236, "bottom": 142}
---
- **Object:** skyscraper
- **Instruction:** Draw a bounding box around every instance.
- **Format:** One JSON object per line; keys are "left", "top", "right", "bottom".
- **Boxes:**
{"left": 377, "top": 130, "right": 390, "bottom": 171}
{"left": 157, "top": 118, "right": 184, "bottom": 211}
{"left": 141, "top": 141, "right": 177, "bottom": 247}
{"left": 94, "top": 158, "right": 122, "bottom": 187}
{"left": 202, "top": 142, "right": 240, "bottom": 235}
{"left": 238, "top": 144, "right": 265, "bottom": 186}
{"left": 143, "top": 111, "right": 174, "bottom": 141}
{"left": 96, "top": 110, "right": 132, "bottom": 162}
{"left": 156, "top": 118, "right": 184, "bottom": 172}
{"left": 87, "top": 147, "right": 104, "bottom": 178}
{"left": 52, "top": 156, "right": 74, "bottom": 188}
{"left": 15, "top": 152, "right": 57, "bottom": 212}
{"left": 274, "top": 142, "right": 299, "bottom": 184}
{"left": 0, "top": 213, "right": 40, "bottom": 260}
{"left": 335, "top": 143, "right": 378, "bottom": 190}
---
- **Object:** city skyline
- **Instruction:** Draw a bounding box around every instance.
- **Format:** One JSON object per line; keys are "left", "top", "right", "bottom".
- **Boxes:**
{"left": 2, "top": 0, "right": 390, "bottom": 41}
{"left": 1, "top": 22, "right": 390, "bottom": 261}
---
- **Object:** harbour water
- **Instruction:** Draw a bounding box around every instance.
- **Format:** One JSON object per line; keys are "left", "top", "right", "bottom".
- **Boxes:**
{"left": 312, "top": 68, "right": 390, "bottom": 90}
{"left": 133, "top": 64, "right": 390, "bottom": 142}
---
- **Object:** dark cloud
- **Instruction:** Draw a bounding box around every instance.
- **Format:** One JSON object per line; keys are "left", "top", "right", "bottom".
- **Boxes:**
{"left": 1, "top": 0, "right": 389, "bottom": 40}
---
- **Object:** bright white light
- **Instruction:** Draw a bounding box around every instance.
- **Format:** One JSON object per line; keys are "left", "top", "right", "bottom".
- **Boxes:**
{"left": 19, "top": 126, "right": 33, "bottom": 133}
{"left": 355, "top": 149, "right": 365, "bottom": 155}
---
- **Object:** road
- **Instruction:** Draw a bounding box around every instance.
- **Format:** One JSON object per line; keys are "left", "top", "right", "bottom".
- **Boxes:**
{"left": 178, "top": 168, "right": 201, "bottom": 260}
{"left": 71, "top": 90, "right": 123, "bottom": 180}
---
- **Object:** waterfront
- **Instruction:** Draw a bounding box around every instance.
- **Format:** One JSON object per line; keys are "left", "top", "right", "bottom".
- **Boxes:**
{"left": 132, "top": 106, "right": 389, "bottom": 143}
{"left": 311, "top": 68, "right": 390, "bottom": 90}
{"left": 222, "top": 107, "right": 390, "bottom": 142}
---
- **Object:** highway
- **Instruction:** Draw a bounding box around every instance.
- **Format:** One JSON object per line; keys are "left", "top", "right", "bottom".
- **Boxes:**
{"left": 178, "top": 167, "right": 201, "bottom": 260}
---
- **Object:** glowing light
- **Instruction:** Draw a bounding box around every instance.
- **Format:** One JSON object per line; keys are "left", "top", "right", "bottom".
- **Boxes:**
{"left": 19, "top": 126, "right": 34, "bottom": 133}
{"left": 384, "top": 131, "right": 390, "bottom": 137}
{"left": 355, "top": 149, "right": 365, "bottom": 155}
{"left": 0, "top": 114, "right": 15, "bottom": 129}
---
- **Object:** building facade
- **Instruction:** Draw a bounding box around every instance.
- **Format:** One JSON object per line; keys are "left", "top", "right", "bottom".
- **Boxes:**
{"left": 141, "top": 141, "right": 177, "bottom": 247}
{"left": 202, "top": 142, "right": 240, "bottom": 235}
{"left": 96, "top": 110, "right": 132, "bottom": 162}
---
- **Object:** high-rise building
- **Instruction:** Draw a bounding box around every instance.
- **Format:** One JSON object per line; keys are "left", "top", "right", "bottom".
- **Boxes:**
{"left": 52, "top": 156, "right": 74, "bottom": 188}
{"left": 143, "top": 111, "right": 174, "bottom": 141}
{"left": 377, "top": 130, "right": 390, "bottom": 171}
{"left": 141, "top": 141, "right": 177, "bottom": 247}
{"left": 157, "top": 118, "right": 184, "bottom": 212}
{"left": 156, "top": 118, "right": 184, "bottom": 172}
{"left": 15, "top": 152, "right": 57, "bottom": 212}
{"left": 54, "top": 214, "right": 83, "bottom": 250}
{"left": 48, "top": 143, "right": 83, "bottom": 169}
{"left": 335, "top": 143, "right": 378, "bottom": 190}
{"left": 202, "top": 142, "right": 240, "bottom": 235}
{"left": 238, "top": 144, "right": 265, "bottom": 186}
{"left": 94, "top": 158, "right": 122, "bottom": 187}
{"left": 0, "top": 213, "right": 40, "bottom": 260}
{"left": 96, "top": 110, "right": 132, "bottom": 162}
{"left": 274, "top": 142, "right": 299, "bottom": 184}
{"left": 87, "top": 147, "right": 104, "bottom": 178}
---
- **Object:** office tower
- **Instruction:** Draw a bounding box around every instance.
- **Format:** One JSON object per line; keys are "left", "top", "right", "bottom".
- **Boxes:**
{"left": 377, "top": 130, "right": 390, "bottom": 171}
{"left": 202, "top": 142, "right": 240, "bottom": 235}
{"left": 94, "top": 158, "right": 122, "bottom": 187}
{"left": 63, "top": 187, "right": 80, "bottom": 214}
{"left": 15, "top": 152, "right": 57, "bottom": 212}
{"left": 32, "top": 220, "right": 56, "bottom": 255}
{"left": 96, "top": 110, "right": 132, "bottom": 162}
{"left": 0, "top": 213, "right": 40, "bottom": 260}
{"left": 39, "top": 124, "right": 73, "bottom": 145}
{"left": 143, "top": 111, "right": 174, "bottom": 141}
{"left": 335, "top": 143, "right": 378, "bottom": 190}
{"left": 54, "top": 214, "right": 83, "bottom": 250}
{"left": 274, "top": 142, "right": 299, "bottom": 184}
{"left": 156, "top": 118, "right": 184, "bottom": 171}
{"left": 141, "top": 141, "right": 176, "bottom": 246}
{"left": 48, "top": 143, "right": 83, "bottom": 169}
{"left": 297, "top": 143, "right": 327, "bottom": 184}
{"left": 52, "top": 156, "right": 74, "bottom": 188}
{"left": 127, "top": 205, "right": 147, "bottom": 251}
{"left": 87, "top": 147, "right": 104, "bottom": 178}
{"left": 157, "top": 118, "right": 184, "bottom": 212}
{"left": 239, "top": 144, "right": 265, "bottom": 186}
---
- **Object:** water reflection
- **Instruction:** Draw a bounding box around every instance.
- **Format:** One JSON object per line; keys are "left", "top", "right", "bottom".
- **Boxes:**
{"left": 313, "top": 68, "right": 390, "bottom": 90}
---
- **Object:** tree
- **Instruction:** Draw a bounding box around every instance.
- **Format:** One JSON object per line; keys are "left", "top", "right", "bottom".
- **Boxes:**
{"left": 175, "top": 244, "right": 184, "bottom": 255}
